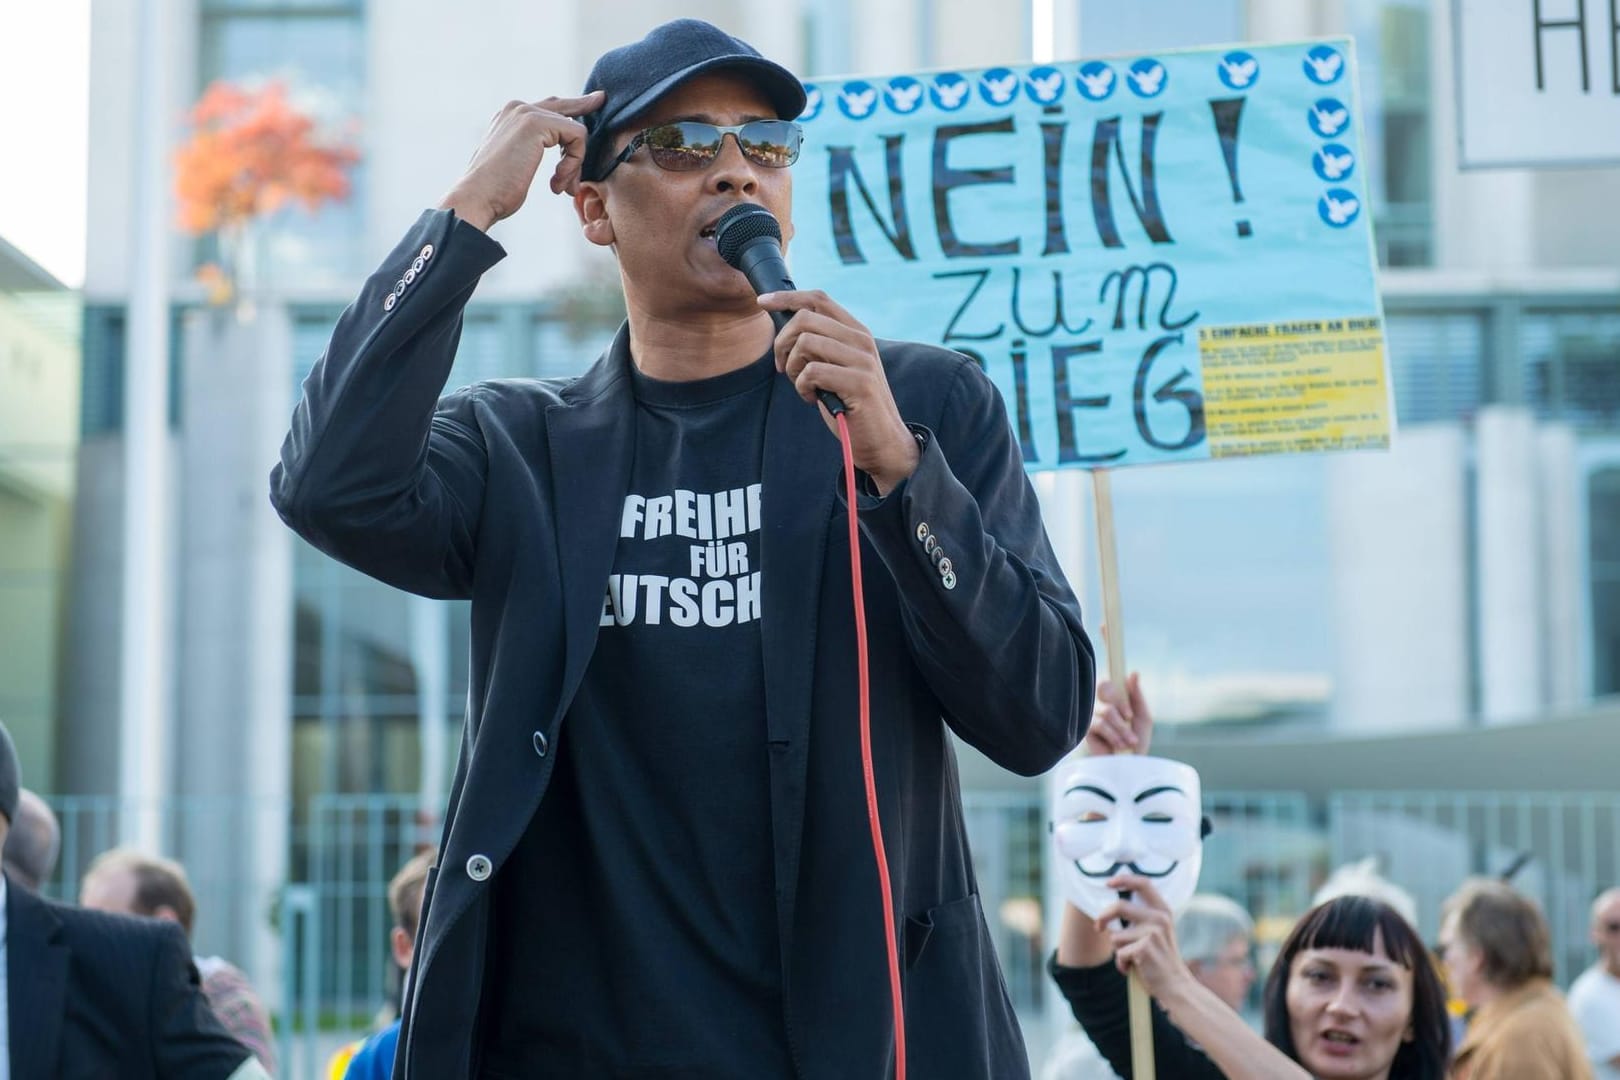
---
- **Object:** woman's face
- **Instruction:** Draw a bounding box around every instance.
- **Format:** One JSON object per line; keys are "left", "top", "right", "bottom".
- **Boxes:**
{"left": 1285, "top": 930, "right": 1414, "bottom": 1080}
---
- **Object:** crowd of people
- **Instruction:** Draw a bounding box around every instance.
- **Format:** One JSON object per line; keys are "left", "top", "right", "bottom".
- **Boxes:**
{"left": 1044, "top": 676, "right": 1620, "bottom": 1080}
{"left": 6, "top": 685, "right": 1619, "bottom": 1079}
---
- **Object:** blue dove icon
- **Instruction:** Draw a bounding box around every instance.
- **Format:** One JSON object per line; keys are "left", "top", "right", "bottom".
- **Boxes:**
{"left": 1309, "top": 98, "right": 1351, "bottom": 138}
{"left": 837, "top": 80, "right": 878, "bottom": 120}
{"left": 799, "top": 84, "right": 823, "bottom": 122}
{"left": 1304, "top": 45, "right": 1345, "bottom": 84}
{"left": 1313, "top": 143, "right": 1355, "bottom": 181}
{"left": 1127, "top": 58, "right": 1167, "bottom": 97}
{"left": 930, "top": 73, "right": 970, "bottom": 111}
{"left": 885, "top": 76, "right": 924, "bottom": 115}
{"left": 1076, "top": 61, "right": 1116, "bottom": 101}
{"left": 1219, "top": 51, "right": 1259, "bottom": 89}
{"left": 979, "top": 67, "right": 1020, "bottom": 106}
{"left": 1318, "top": 188, "right": 1361, "bottom": 227}
{"left": 1025, "top": 66, "right": 1065, "bottom": 104}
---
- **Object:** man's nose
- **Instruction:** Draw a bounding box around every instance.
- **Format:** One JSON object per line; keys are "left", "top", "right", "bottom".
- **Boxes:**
{"left": 708, "top": 133, "right": 759, "bottom": 194}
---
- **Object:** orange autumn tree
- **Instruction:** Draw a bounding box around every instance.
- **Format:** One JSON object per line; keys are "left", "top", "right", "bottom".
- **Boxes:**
{"left": 175, "top": 79, "right": 359, "bottom": 304}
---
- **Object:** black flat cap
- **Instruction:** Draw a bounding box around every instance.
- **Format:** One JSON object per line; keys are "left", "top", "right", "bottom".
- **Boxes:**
{"left": 0, "top": 720, "right": 18, "bottom": 825}
{"left": 581, "top": 18, "right": 806, "bottom": 181}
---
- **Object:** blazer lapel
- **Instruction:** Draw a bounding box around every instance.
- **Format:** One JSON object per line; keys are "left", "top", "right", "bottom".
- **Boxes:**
{"left": 7, "top": 878, "right": 67, "bottom": 1079}
{"left": 759, "top": 378, "right": 842, "bottom": 963}
{"left": 546, "top": 328, "right": 637, "bottom": 712}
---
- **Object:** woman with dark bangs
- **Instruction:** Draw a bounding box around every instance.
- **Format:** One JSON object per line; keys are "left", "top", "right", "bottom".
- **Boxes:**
{"left": 1051, "top": 678, "right": 1452, "bottom": 1079}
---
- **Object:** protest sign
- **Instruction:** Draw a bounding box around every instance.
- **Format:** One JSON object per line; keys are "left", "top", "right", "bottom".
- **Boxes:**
{"left": 1455, "top": 0, "right": 1620, "bottom": 168}
{"left": 790, "top": 41, "right": 1392, "bottom": 470}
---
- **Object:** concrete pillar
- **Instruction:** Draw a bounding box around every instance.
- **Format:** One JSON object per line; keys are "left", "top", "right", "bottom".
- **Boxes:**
{"left": 1538, "top": 423, "right": 1583, "bottom": 709}
{"left": 1476, "top": 407, "right": 1542, "bottom": 724}
{"left": 1328, "top": 426, "right": 1470, "bottom": 731}
{"left": 120, "top": 0, "right": 178, "bottom": 850}
{"left": 174, "top": 307, "right": 292, "bottom": 1003}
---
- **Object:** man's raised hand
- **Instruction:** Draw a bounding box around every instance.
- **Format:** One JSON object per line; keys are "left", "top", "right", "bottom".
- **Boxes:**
{"left": 438, "top": 91, "right": 604, "bottom": 232}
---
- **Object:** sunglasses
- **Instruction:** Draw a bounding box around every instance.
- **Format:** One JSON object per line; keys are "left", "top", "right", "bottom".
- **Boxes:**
{"left": 599, "top": 120, "right": 803, "bottom": 178}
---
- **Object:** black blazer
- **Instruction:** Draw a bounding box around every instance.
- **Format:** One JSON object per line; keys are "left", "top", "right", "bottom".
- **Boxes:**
{"left": 271, "top": 210, "right": 1096, "bottom": 1079}
{"left": 4, "top": 873, "right": 254, "bottom": 1080}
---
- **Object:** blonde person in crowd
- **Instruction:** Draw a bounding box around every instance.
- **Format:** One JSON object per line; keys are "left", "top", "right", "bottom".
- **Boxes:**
{"left": 1438, "top": 878, "right": 1592, "bottom": 1079}
{"left": 1312, "top": 858, "right": 1419, "bottom": 929}
{"left": 1569, "top": 888, "right": 1620, "bottom": 1079}
{"left": 81, "top": 848, "right": 278, "bottom": 1074}
{"left": 337, "top": 849, "right": 436, "bottom": 1080}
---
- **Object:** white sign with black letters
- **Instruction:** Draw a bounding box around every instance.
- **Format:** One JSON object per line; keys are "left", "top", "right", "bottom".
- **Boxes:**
{"left": 1454, "top": 0, "right": 1620, "bottom": 167}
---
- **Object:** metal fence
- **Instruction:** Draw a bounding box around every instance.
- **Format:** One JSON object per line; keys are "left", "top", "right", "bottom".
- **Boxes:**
{"left": 31, "top": 788, "right": 1620, "bottom": 1078}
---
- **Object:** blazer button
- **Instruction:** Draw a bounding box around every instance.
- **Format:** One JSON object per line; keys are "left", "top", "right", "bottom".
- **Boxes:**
{"left": 941, "top": 570, "right": 958, "bottom": 590}
{"left": 915, "top": 522, "right": 929, "bottom": 542}
{"left": 466, "top": 854, "right": 493, "bottom": 882}
{"left": 412, "top": 255, "right": 427, "bottom": 274}
{"left": 420, "top": 243, "right": 434, "bottom": 260}
{"left": 924, "top": 534, "right": 939, "bottom": 555}
{"left": 383, "top": 293, "right": 397, "bottom": 312}
{"left": 532, "top": 730, "right": 549, "bottom": 758}
{"left": 403, "top": 267, "right": 417, "bottom": 285}
{"left": 938, "top": 557, "right": 954, "bottom": 575}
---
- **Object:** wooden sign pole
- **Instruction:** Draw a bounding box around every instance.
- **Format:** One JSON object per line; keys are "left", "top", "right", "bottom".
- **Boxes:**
{"left": 1090, "top": 467, "right": 1156, "bottom": 1080}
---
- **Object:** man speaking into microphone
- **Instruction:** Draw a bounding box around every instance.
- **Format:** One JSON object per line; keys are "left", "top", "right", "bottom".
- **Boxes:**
{"left": 271, "top": 18, "right": 1094, "bottom": 1079}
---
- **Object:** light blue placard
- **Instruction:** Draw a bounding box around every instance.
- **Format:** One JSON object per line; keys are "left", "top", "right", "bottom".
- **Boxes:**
{"left": 789, "top": 40, "right": 1384, "bottom": 470}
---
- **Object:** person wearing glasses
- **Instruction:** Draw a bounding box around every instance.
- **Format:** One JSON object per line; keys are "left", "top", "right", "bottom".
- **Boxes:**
{"left": 1569, "top": 888, "right": 1620, "bottom": 1080}
{"left": 270, "top": 18, "right": 1093, "bottom": 1079}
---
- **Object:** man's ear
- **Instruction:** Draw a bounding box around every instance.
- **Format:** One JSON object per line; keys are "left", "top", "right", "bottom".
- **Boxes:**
{"left": 575, "top": 182, "right": 615, "bottom": 248}
{"left": 391, "top": 925, "right": 415, "bottom": 970}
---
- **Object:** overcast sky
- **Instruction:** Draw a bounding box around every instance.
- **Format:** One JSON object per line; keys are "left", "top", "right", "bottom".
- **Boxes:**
{"left": 0, "top": 1, "right": 90, "bottom": 287}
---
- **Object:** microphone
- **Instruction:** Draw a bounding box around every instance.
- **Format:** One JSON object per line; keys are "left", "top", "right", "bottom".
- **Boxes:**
{"left": 715, "top": 203, "right": 846, "bottom": 416}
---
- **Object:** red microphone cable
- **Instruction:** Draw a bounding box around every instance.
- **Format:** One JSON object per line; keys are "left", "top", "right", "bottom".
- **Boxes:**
{"left": 835, "top": 410, "right": 906, "bottom": 1080}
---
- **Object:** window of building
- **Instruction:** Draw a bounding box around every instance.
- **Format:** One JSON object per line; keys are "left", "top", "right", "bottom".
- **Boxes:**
{"left": 1347, "top": 0, "right": 1434, "bottom": 266}
{"left": 197, "top": 1, "right": 366, "bottom": 287}
{"left": 1589, "top": 466, "right": 1620, "bottom": 697}
{"left": 1522, "top": 310, "right": 1620, "bottom": 428}
{"left": 1384, "top": 309, "right": 1485, "bottom": 424}
{"left": 79, "top": 305, "right": 183, "bottom": 436}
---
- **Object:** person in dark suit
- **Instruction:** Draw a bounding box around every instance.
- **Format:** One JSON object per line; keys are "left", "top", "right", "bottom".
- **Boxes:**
{"left": 270, "top": 18, "right": 1095, "bottom": 1079}
{"left": 0, "top": 721, "right": 265, "bottom": 1080}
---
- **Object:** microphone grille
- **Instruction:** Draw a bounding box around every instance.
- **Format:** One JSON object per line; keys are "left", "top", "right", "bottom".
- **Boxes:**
{"left": 714, "top": 204, "right": 782, "bottom": 268}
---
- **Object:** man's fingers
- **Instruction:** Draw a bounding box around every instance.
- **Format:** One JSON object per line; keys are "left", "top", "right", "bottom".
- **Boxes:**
{"left": 1127, "top": 672, "right": 1150, "bottom": 722}
{"left": 1096, "top": 679, "right": 1134, "bottom": 722}
{"left": 534, "top": 90, "right": 606, "bottom": 117}
{"left": 759, "top": 289, "right": 859, "bottom": 328}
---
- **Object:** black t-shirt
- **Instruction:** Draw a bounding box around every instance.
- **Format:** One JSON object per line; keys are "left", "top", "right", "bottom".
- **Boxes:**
{"left": 482, "top": 350, "right": 794, "bottom": 1078}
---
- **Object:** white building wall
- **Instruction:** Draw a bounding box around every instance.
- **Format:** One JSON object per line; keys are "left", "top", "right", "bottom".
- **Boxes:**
{"left": 369, "top": 0, "right": 589, "bottom": 299}
{"left": 1426, "top": 0, "right": 1538, "bottom": 272}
